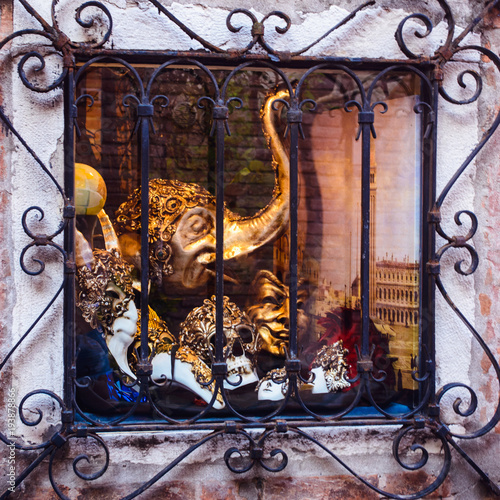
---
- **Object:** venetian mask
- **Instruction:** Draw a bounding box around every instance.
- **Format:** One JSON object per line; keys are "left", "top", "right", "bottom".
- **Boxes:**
{"left": 179, "top": 295, "right": 258, "bottom": 389}
{"left": 151, "top": 345, "right": 225, "bottom": 410}
{"left": 246, "top": 270, "right": 312, "bottom": 357}
{"left": 256, "top": 367, "right": 288, "bottom": 401}
{"left": 310, "top": 342, "right": 351, "bottom": 394}
{"left": 76, "top": 233, "right": 137, "bottom": 379}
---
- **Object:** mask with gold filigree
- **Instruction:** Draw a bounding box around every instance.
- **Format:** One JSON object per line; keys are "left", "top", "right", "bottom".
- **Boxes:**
{"left": 115, "top": 179, "right": 216, "bottom": 289}
{"left": 256, "top": 367, "right": 289, "bottom": 401}
{"left": 76, "top": 248, "right": 134, "bottom": 332}
{"left": 310, "top": 341, "right": 351, "bottom": 394}
{"left": 179, "top": 295, "right": 258, "bottom": 389}
{"left": 128, "top": 307, "right": 175, "bottom": 373}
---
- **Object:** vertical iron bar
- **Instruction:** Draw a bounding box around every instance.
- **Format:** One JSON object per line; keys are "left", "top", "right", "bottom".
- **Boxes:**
{"left": 360, "top": 121, "right": 371, "bottom": 356}
{"left": 215, "top": 110, "right": 225, "bottom": 363}
{"left": 139, "top": 114, "right": 150, "bottom": 360}
{"left": 418, "top": 77, "right": 430, "bottom": 405}
{"left": 288, "top": 108, "right": 299, "bottom": 359}
{"left": 63, "top": 68, "right": 76, "bottom": 419}
{"left": 426, "top": 77, "right": 439, "bottom": 407}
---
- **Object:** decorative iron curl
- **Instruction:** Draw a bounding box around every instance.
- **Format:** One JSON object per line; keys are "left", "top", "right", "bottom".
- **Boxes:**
{"left": 73, "top": 2, "right": 113, "bottom": 48}
{"left": 393, "top": 425, "right": 431, "bottom": 471}
{"left": 74, "top": 376, "right": 92, "bottom": 389}
{"left": 370, "top": 368, "right": 387, "bottom": 384}
{"left": 344, "top": 100, "right": 364, "bottom": 139}
{"left": 367, "top": 101, "right": 389, "bottom": 139}
{"left": 51, "top": 0, "right": 113, "bottom": 49}
{"left": 344, "top": 100, "right": 387, "bottom": 140}
{"left": 48, "top": 433, "right": 110, "bottom": 500}
{"left": 122, "top": 94, "right": 156, "bottom": 136}
{"left": 2, "top": 1, "right": 111, "bottom": 94}
{"left": 151, "top": 94, "right": 169, "bottom": 109}
{"left": 71, "top": 434, "right": 109, "bottom": 480}
{"left": 225, "top": 10, "right": 291, "bottom": 57}
{"left": 75, "top": 93, "right": 95, "bottom": 108}
{"left": 0, "top": 3, "right": 71, "bottom": 92}
{"left": 411, "top": 347, "right": 432, "bottom": 384}
{"left": 227, "top": 10, "right": 291, "bottom": 36}
{"left": 224, "top": 429, "right": 288, "bottom": 473}
{"left": 435, "top": 378, "right": 500, "bottom": 441}
{"left": 223, "top": 371, "right": 243, "bottom": 388}
{"left": 282, "top": 98, "right": 315, "bottom": 140}
{"left": 298, "top": 98, "right": 316, "bottom": 113}
{"left": 5, "top": 389, "right": 73, "bottom": 452}
{"left": 19, "top": 389, "right": 65, "bottom": 427}
{"left": 17, "top": 51, "right": 68, "bottom": 93}
{"left": 439, "top": 69, "right": 483, "bottom": 106}
{"left": 436, "top": 382, "right": 477, "bottom": 419}
{"left": 74, "top": 94, "right": 95, "bottom": 136}
{"left": 435, "top": 46, "right": 500, "bottom": 210}
{"left": 0, "top": 390, "right": 65, "bottom": 454}
{"left": 20, "top": 207, "right": 66, "bottom": 276}
{"left": 270, "top": 369, "right": 289, "bottom": 386}
{"left": 414, "top": 101, "right": 435, "bottom": 139}
{"left": 198, "top": 96, "right": 243, "bottom": 137}
{"left": 395, "top": 14, "right": 433, "bottom": 60}
{"left": 435, "top": 210, "right": 478, "bottom": 276}
{"left": 224, "top": 446, "right": 255, "bottom": 473}
{"left": 396, "top": 0, "right": 455, "bottom": 60}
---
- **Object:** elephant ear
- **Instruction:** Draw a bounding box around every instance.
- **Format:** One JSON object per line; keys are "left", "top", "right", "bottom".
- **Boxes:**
{"left": 98, "top": 209, "right": 121, "bottom": 253}
{"left": 75, "top": 230, "right": 94, "bottom": 269}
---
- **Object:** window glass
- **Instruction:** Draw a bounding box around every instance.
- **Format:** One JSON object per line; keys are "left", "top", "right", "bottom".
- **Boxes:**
{"left": 74, "top": 64, "right": 421, "bottom": 418}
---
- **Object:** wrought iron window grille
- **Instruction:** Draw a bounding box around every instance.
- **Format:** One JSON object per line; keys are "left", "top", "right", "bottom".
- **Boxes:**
{"left": 0, "top": 0, "right": 499, "bottom": 498}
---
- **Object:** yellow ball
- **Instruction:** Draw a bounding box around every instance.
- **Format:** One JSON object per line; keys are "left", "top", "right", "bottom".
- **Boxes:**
{"left": 75, "top": 163, "right": 107, "bottom": 215}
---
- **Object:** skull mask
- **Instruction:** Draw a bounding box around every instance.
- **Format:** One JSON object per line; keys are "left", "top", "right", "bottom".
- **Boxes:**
{"left": 179, "top": 296, "right": 258, "bottom": 389}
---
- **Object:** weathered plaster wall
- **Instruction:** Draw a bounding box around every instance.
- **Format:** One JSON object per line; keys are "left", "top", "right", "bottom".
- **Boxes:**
{"left": 0, "top": 1, "right": 499, "bottom": 498}
{"left": 0, "top": 0, "right": 14, "bottom": 397}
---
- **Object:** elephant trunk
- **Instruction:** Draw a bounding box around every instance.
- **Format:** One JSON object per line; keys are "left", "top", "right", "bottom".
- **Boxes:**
{"left": 223, "top": 89, "right": 290, "bottom": 260}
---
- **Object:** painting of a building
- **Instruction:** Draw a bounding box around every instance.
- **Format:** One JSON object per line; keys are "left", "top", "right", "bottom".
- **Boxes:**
{"left": 375, "top": 255, "right": 419, "bottom": 327}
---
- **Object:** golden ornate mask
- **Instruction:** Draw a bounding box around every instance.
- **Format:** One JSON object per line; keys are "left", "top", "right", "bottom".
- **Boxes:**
{"left": 128, "top": 307, "right": 175, "bottom": 372}
{"left": 115, "top": 179, "right": 216, "bottom": 289}
{"left": 246, "top": 270, "right": 311, "bottom": 357}
{"left": 311, "top": 341, "right": 351, "bottom": 394}
{"left": 179, "top": 296, "right": 258, "bottom": 389}
{"left": 76, "top": 248, "right": 134, "bottom": 332}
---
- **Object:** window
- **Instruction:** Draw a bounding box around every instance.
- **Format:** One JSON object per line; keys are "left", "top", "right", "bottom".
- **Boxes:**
{"left": 72, "top": 62, "right": 424, "bottom": 417}
{"left": 2, "top": 1, "right": 500, "bottom": 498}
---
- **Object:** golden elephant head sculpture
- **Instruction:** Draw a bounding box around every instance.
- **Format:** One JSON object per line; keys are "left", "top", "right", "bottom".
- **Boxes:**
{"left": 114, "top": 90, "right": 290, "bottom": 294}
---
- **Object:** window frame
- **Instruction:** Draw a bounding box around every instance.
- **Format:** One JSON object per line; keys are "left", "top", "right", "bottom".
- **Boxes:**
{"left": 67, "top": 56, "right": 433, "bottom": 425}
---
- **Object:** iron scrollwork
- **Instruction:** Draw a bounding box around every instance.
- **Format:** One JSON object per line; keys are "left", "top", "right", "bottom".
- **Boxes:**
{"left": 1, "top": 0, "right": 500, "bottom": 498}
